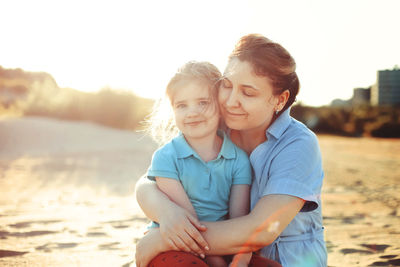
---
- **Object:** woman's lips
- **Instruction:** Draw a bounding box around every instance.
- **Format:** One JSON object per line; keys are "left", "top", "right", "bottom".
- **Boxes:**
{"left": 185, "top": 121, "right": 204, "bottom": 126}
{"left": 224, "top": 109, "right": 247, "bottom": 118}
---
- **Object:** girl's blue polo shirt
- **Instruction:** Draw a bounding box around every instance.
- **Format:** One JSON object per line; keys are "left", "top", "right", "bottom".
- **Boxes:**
{"left": 250, "top": 108, "right": 327, "bottom": 266}
{"left": 147, "top": 131, "right": 252, "bottom": 222}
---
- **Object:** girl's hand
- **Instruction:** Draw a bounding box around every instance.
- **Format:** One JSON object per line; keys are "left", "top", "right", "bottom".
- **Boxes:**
{"left": 135, "top": 228, "right": 169, "bottom": 267}
{"left": 159, "top": 202, "right": 209, "bottom": 257}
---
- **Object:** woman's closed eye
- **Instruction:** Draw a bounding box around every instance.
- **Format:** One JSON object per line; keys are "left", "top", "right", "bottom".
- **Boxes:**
{"left": 242, "top": 88, "right": 256, "bottom": 97}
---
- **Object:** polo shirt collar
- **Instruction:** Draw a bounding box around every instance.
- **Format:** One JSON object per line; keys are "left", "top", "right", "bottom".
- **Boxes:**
{"left": 174, "top": 131, "right": 236, "bottom": 160}
{"left": 266, "top": 108, "right": 292, "bottom": 139}
{"left": 218, "top": 131, "right": 236, "bottom": 159}
{"left": 174, "top": 133, "right": 194, "bottom": 159}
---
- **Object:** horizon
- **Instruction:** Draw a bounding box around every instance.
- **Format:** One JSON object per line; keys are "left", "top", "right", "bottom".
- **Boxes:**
{"left": 1, "top": 0, "right": 399, "bottom": 107}
{"left": 1, "top": 63, "right": 396, "bottom": 107}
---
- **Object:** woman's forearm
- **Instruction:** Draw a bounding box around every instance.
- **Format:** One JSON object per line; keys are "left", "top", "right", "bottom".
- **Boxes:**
{"left": 201, "top": 194, "right": 305, "bottom": 255}
{"left": 201, "top": 216, "right": 258, "bottom": 255}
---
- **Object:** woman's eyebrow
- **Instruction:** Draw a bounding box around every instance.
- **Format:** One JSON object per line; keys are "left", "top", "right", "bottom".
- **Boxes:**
{"left": 242, "top": 84, "right": 259, "bottom": 90}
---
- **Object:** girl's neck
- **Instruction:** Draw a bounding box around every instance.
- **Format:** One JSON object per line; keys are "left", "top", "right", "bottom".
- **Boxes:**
{"left": 185, "top": 133, "right": 222, "bottom": 162}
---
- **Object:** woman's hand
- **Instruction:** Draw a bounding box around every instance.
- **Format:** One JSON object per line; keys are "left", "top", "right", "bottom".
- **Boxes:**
{"left": 159, "top": 202, "right": 209, "bottom": 257}
{"left": 135, "top": 228, "right": 169, "bottom": 267}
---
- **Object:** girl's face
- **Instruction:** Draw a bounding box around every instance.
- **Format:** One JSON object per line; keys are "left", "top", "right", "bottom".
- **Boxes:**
{"left": 172, "top": 80, "right": 219, "bottom": 141}
{"left": 218, "top": 58, "right": 280, "bottom": 133}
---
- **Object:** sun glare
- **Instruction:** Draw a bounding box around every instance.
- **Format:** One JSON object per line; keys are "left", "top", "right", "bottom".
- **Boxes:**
{"left": 1, "top": 0, "right": 247, "bottom": 100}
{"left": 1, "top": 0, "right": 399, "bottom": 105}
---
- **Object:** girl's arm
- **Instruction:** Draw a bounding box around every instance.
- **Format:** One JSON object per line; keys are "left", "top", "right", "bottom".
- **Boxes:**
{"left": 155, "top": 177, "right": 197, "bottom": 218}
{"left": 229, "top": 184, "right": 250, "bottom": 218}
{"left": 228, "top": 184, "right": 252, "bottom": 266}
{"left": 135, "top": 176, "right": 208, "bottom": 254}
{"left": 154, "top": 176, "right": 205, "bottom": 253}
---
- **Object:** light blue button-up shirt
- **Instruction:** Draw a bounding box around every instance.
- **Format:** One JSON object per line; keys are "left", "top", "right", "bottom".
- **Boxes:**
{"left": 250, "top": 108, "right": 327, "bottom": 266}
{"left": 147, "top": 131, "right": 252, "bottom": 222}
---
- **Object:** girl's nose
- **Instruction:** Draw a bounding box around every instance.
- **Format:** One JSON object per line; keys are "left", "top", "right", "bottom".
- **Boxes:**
{"left": 186, "top": 106, "right": 201, "bottom": 117}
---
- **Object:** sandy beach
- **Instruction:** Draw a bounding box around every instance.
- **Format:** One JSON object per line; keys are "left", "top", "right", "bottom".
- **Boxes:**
{"left": 0, "top": 117, "right": 399, "bottom": 266}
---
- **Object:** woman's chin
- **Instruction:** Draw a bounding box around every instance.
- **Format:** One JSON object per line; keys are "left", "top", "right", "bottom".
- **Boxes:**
{"left": 225, "top": 119, "right": 246, "bottom": 130}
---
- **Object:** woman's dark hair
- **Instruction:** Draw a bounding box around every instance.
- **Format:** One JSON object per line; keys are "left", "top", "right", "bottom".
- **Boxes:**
{"left": 229, "top": 34, "right": 299, "bottom": 115}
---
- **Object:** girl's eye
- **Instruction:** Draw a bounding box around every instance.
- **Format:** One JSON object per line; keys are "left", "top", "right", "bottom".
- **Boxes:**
{"left": 199, "top": 100, "right": 210, "bottom": 106}
{"left": 175, "top": 103, "right": 186, "bottom": 109}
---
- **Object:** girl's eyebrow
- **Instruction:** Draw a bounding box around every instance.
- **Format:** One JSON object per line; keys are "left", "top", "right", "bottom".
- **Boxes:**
{"left": 174, "top": 97, "right": 210, "bottom": 105}
{"left": 174, "top": 100, "right": 186, "bottom": 105}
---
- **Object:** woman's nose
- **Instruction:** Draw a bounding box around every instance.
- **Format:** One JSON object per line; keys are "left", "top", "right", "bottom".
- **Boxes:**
{"left": 225, "top": 89, "right": 240, "bottom": 107}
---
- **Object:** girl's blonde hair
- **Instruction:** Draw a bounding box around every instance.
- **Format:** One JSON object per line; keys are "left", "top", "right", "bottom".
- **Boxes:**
{"left": 146, "top": 61, "right": 222, "bottom": 145}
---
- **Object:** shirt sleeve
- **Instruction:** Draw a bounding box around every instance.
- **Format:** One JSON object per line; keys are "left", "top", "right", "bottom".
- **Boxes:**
{"left": 232, "top": 148, "right": 252, "bottom": 185}
{"left": 261, "top": 133, "right": 323, "bottom": 212}
{"left": 147, "top": 145, "right": 179, "bottom": 181}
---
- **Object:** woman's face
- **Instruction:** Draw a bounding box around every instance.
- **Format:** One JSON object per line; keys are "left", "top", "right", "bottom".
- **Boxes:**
{"left": 218, "top": 58, "right": 279, "bottom": 132}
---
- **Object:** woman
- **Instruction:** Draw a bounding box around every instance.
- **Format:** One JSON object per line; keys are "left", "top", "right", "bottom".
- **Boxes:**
{"left": 135, "top": 34, "right": 327, "bottom": 267}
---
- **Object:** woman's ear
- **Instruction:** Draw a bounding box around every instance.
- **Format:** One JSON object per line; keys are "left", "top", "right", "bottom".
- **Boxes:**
{"left": 276, "top": 89, "right": 290, "bottom": 112}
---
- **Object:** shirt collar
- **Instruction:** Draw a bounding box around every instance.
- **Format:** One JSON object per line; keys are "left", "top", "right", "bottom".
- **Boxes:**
{"left": 266, "top": 108, "right": 292, "bottom": 139}
{"left": 218, "top": 131, "right": 236, "bottom": 159}
{"left": 174, "top": 133, "right": 194, "bottom": 159}
{"left": 174, "top": 131, "right": 236, "bottom": 160}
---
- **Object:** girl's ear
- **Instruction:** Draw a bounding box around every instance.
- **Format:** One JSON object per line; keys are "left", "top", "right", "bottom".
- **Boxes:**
{"left": 276, "top": 89, "right": 290, "bottom": 112}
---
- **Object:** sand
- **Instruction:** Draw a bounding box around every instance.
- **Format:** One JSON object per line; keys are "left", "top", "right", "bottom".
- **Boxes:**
{"left": 0, "top": 117, "right": 399, "bottom": 266}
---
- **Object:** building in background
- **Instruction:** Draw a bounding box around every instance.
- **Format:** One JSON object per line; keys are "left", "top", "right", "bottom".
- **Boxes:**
{"left": 371, "top": 67, "right": 400, "bottom": 106}
{"left": 352, "top": 87, "right": 371, "bottom": 106}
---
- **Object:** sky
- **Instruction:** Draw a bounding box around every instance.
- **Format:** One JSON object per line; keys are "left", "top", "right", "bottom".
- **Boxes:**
{"left": 1, "top": 0, "right": 399, "bottom": 106}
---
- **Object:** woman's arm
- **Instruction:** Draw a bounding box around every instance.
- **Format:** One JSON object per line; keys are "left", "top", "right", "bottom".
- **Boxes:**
{"left": 135, "top": 176, "right": 208, "bottom": 254}
{"left": 135, "top": 193, "right": 304, "bottom": 266}
{"left": 202, "top": 194, "right": 305, "bottom": 255}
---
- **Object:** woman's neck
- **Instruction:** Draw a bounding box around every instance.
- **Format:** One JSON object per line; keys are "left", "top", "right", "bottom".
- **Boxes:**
{"left": 231, "top": 127, "right": 267, "bottom": 155}
{"left": 185, "top": 133, "right": 222, "bottom": 162}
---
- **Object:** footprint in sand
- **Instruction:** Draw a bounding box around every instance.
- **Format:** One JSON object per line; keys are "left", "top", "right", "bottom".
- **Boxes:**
{"left": 8, "top": 220, "right": 62, "bottom": 229}
{"left": 368, "top": 258, "right": 400, "bottom": 266}
{"left": 36, "top": 242, "right": 79, "bottom": 252}
{"left": 0, "top": 250, "right": 28, "bottom": 258}
{"left": 98, "top": 242, "right": 120, "bottom": 250}
{"left": 340, "top": 248, "right": 373, "bottom": 255}
{"left": 360, "top": 244, "right": 390, "bottom": 253}
{"left": 0, "top": 230, "right": 58, "bottom": 238}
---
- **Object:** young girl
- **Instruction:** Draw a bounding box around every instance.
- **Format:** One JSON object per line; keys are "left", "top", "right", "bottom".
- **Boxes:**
{"left": 142, "top": 61, "right": 253, "bottom": 267}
